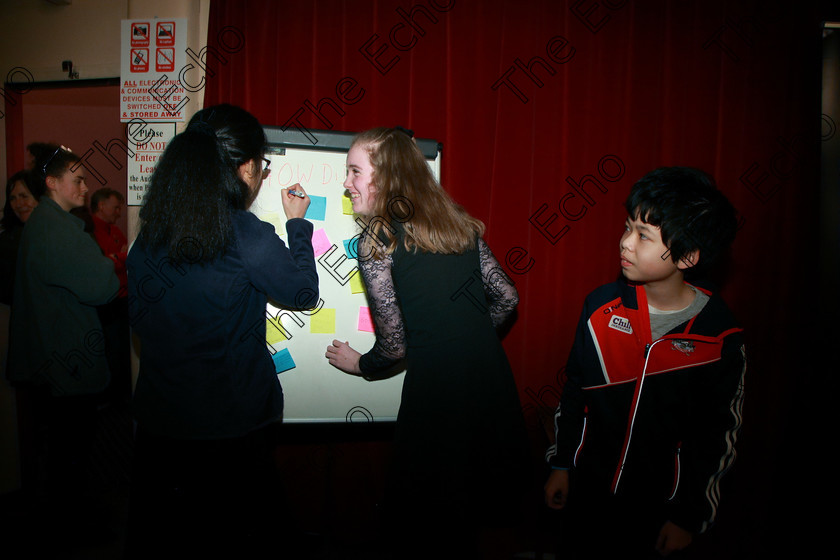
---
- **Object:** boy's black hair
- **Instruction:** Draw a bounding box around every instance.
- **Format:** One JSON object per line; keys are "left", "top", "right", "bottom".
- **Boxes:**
{"left": 624, "top": 167, "right": 738, "bottom": 274}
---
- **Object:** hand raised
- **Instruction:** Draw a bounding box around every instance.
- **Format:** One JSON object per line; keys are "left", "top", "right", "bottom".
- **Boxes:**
{"left": 281, "top": 183, "right": 310, "bottom": 220}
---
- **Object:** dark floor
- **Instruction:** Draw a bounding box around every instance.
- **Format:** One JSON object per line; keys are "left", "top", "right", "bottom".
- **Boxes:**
{"left": 1, "top": 487, "right": 556, "bottom": 560}
{"left": 1, "top": 394, "right": 803, "bottom": 560}
{"left": 1, "top": 396, "right": 821, "bottom": 560}
{"left": 1, "top": 400, "right": 133, "bottom": 560}
{"left": 0, "top": 402, "right": 559, "bottom": 560}
{"left": 8, "top": 399, "right": 803, "bottom": 559}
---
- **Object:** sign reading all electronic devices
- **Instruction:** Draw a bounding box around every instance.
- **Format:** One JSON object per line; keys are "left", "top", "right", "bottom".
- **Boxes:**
{"left": 119, "top": 19, "right": 187, "bottom": 122}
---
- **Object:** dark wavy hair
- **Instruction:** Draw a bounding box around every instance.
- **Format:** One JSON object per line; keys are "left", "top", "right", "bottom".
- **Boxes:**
{"left": 3, "top": 170, "right": 36, "bottom": 230}
{"left": 624, "top": 166, "right": 738, "bottom": 274}
{"left": 136, "top": 104, "right": 266, "bottom": 263}
{"left": 27, "top": 142, "right": 82, "bottom": 199}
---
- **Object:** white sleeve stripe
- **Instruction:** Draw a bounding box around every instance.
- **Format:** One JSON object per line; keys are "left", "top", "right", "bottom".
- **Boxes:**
{"left": 700, "top": 345, "right": 746, "bottom": 533}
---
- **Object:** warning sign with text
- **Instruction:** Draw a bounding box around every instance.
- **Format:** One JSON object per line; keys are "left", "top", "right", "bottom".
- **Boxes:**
{"left": 127, "top": 122, "right": 177, "bottom": 206}
{"left": 120, "top": 18, "right": 187, "bottom": 122}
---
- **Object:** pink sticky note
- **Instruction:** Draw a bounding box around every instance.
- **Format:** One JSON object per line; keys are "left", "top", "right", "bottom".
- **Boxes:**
{"left": 311, "top": 228, "right": 332, "bottom": 257}
{"left": 358, "top": 306, "right": 375, "bottom": 332}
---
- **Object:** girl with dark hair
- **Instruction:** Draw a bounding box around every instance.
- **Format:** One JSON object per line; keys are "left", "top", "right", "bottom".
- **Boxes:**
{"left": 6, "top": 143, "right": 119, "bottom": 540}
{"left": 125, "top": 104, "right": 318, "bottom": 558}
{"left": 326, "top": 128, "right": 529, "bottom": 558}
{"left": 0, "top": 170, "right": 38, "bottom": 304}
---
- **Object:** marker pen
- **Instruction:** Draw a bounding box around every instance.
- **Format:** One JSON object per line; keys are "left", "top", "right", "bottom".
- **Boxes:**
{"left": 288, "top": 190, "right": 305, "bottom": 198}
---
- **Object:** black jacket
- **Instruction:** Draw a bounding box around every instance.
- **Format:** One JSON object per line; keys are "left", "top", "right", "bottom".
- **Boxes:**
{"left": 546, "top": 279, "right": 746, "bottom": 533}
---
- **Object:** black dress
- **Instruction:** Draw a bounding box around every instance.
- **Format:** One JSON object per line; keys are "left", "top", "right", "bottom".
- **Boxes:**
{"left": 358, "top": 228, "right": 529, "bottom": 555}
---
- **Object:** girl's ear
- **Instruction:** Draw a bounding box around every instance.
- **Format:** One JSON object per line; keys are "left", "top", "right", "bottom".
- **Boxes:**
{"left": 238, "top": 159, "right": 257, "bottom": 182}
{"left": 44, "top": 175, "right": 57, "bottom": 193}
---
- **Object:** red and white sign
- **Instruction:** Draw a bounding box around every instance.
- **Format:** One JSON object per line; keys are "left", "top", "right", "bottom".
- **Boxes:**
{"left": 156, "top": 48, "right": 175, "bottom": 72}
{"left": 120, "top": 18, "right": 187, "bottom": 122}
{"left": 156, "top": 21, "right": 175, "bottom": 47}
{"left": 130, "top": 48, "right": 149, "bottom": 73}
{"left": 130, "top": 22, "right": 149, "bottom": 46}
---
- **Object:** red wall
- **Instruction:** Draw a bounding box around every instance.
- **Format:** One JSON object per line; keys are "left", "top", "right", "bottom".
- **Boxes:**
{"left": 20, "top": 84, "right": 128, "bottom": 236}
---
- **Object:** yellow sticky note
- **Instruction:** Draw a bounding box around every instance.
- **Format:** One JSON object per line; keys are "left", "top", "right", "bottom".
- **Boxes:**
{"left": 266, "top": 318, "right": 288, "bottom": 344}
{"left": 259, "top": 212, "right": 285, "bottom": 234}
{"left": 310, "top": 308, "right": 336, "bottom": 334}
{"left": 342, "top": 195, "right": 354, "bottom": 215}
{"left": 349, "top": 270, "right": 366, "bottom": 294}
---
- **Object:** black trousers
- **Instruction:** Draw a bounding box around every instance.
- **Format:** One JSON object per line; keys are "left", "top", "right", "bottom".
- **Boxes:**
{"left": 15, "top": 385, "right": 101, "bottom": 506}
{"left": 554, "top": 488, "right": 693, "bottom": 560}
{"left": 124, "top": 423, "right": 290, "bottom": 559}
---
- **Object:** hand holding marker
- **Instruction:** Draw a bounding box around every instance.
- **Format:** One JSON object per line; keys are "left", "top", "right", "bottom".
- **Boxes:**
{"left": 281, "top": 183, "right": 309, "bottom": 220}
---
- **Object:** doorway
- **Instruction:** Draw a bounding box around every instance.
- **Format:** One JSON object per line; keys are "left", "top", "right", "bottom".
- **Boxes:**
{"left": 1, "top": 79, "right": 127, "bottom": 496}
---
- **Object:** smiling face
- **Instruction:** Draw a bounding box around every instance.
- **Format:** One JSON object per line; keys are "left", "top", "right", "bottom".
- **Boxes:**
{"left": 47, "top": 165, "right": 88, "bottom": 211}
{"left": 344, "top": 144, "right": 377, "bottom": 216}
{"left": 9, "top": 180, "right": 38, "bottom": 223}
{"left": 620, "top": 214, "right": 693, "bottom": 285}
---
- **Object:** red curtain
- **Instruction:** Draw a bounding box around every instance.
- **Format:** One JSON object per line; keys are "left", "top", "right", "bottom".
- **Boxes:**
{"left": 205, "top": 0, "right": 827, "bottom": 550}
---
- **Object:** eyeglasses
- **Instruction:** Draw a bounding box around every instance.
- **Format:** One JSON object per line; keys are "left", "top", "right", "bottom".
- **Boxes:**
{"left": 261, "top": 157, "right": 271, "bottom": 180}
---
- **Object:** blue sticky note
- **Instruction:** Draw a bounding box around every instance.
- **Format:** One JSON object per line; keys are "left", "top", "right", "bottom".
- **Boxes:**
{"left": 343, "top": 238, "right": 359, "bottom": 259}
{"left": 272, "top": 348, "right": 296, "bottom": 374}
{"left": 304, "top": 195, "right": 327, "bottom": 221}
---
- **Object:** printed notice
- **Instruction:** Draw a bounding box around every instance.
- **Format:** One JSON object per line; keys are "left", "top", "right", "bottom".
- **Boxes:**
{"left": 126, "top": 122, "right": 176, "bottom": 206}
{"left": 120, "top": 18, "right": 187, "bottom": 122}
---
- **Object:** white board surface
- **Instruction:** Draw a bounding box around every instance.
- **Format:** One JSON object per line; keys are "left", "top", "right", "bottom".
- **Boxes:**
{"left": 251, "top": 127, "right": 441, "bottom": 423}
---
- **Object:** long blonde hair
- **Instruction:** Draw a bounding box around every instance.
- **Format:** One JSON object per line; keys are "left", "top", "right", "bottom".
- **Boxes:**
{"left": 352, "top": 128, "right": 484, "bottom": 257}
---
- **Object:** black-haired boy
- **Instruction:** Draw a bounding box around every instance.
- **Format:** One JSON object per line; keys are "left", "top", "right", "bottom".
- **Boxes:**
{"left": 544, "top": 167, "right": 746, "bottom": 557}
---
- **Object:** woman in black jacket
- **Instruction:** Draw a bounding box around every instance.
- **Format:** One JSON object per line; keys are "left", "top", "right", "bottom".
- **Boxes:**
{"left": 126, "top": 104, "right": 319, "bottom": 558}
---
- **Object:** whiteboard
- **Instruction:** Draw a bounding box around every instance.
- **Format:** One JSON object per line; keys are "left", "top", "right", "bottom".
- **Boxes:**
{"left": 250, "top": 127, "right": 442, "bottom": 423}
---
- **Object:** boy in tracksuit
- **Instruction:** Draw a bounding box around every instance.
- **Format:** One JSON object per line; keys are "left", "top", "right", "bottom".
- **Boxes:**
{"left": 544, "top": 167, "right": 746, "bottom": 558}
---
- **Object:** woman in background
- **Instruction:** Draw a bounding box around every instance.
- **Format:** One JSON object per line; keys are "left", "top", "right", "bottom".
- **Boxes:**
{"left": 0, "top": 170, "right": 38, "bottom": 304}
{"left": 126, "top": 104, "right": 318, "bottom": 558}
{"left": 326, "top": 127, "right": 530, "bottom": 559}
{"left": 7, "top": 143, "right": 119, "bottom": 544}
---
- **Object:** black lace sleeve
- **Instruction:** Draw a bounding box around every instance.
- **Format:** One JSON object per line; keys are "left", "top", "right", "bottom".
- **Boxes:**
{"left": 357, "top": 250, "right": 407, "bottom": 375}
{"left": 478, "top": 238, "right": 519, "bottom": 328}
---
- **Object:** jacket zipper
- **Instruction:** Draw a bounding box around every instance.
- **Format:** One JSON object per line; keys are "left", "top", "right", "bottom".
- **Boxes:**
{"left": 669, "top": 443, "right": 682, "bottom": 500}
{"left": 612, "top": 340, "right": 656, "bottom": 494}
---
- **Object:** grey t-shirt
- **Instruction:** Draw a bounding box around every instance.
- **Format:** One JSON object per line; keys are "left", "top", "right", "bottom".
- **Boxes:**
{"left": 649, "top": 286, "right": 710, "bottom": 341}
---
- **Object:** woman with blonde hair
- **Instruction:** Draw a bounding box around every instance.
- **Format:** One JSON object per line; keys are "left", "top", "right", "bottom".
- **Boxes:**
{"left": 327, "top": 127, "right": 529, "bottom": 558}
